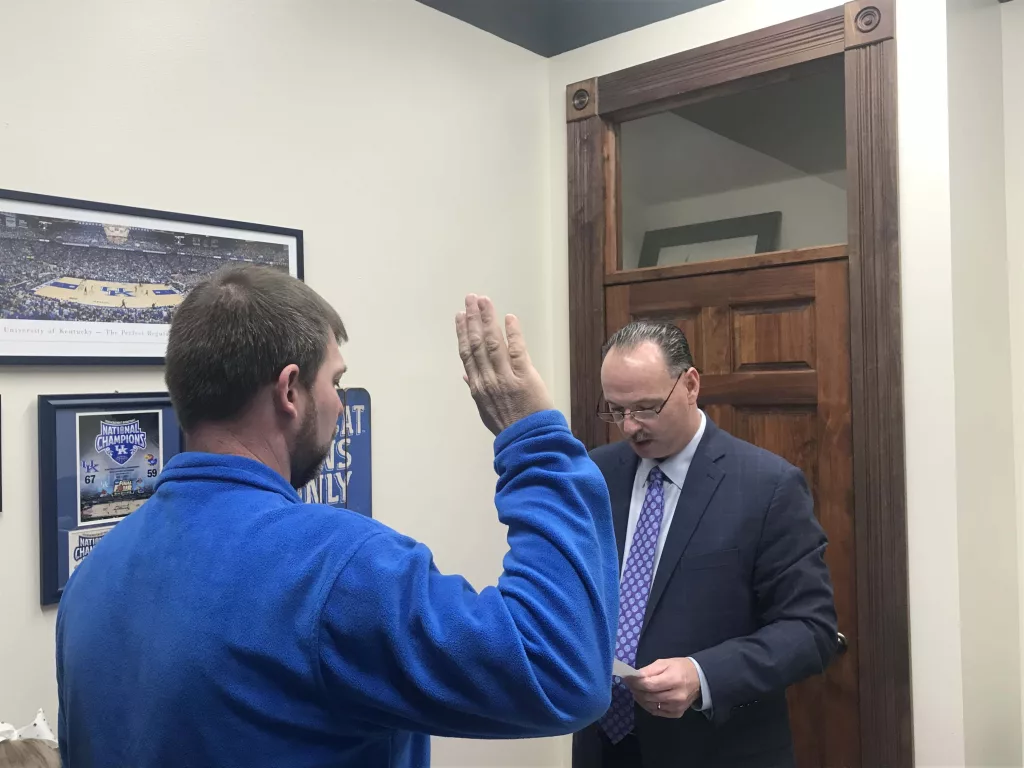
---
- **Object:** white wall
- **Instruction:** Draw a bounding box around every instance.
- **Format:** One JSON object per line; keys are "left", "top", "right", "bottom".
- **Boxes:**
{"left": 549, "top": 0, "right": 967, "bottom": 764}
{"left": 947, "top": 0, "right": 1021, "bottom": 764}
{"left": 623, "top": 174, "right": 847, "bottom": 269}
{"left": 1004, "top": 2, "right": 1024, "bottom": 763}
{"left": 633, "top": 176, "right": 847, "bottom": 268}
{"left": 0, "top": 1, "right": 557, "bottom": 766}
{"left": 894, "top": 0, "right": 965, "bottom": 764}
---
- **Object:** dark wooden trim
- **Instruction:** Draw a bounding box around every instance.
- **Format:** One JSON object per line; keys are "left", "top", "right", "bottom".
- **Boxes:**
{"left": 566, "top": 78, "right": 599, "bottom": 122}
{"left": 845, "top": 36, "right": 912, "bottom": 767}
{"left": 612, "top": 57, "right": 846, "bottom": 124}
{"left": 699, "top": 371, "right": 818, "bottom": 405}
{"left": 567, "top": 116, "right": 611, "bottom": 449}
{"left": 606, "top": 244, "right": 849, "bottom": 286}
{"left": 845, "top": 0, "right": 895, "bottom": 49}
{"left": 595, "top": 6, "right": 845, "bottom": 121}
{"left": 604, "top": 124, "right": 622, "bottom": 275}
{"left": 637, "top": 212, "right": 782, "bottom": 268}
{"left": 625, "top": 266, "right": 817, "bottom": 313}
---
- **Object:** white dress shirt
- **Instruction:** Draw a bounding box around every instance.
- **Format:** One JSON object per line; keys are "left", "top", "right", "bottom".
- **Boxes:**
{"left": 623, "top": 410, "right": 713, "bottom": 714}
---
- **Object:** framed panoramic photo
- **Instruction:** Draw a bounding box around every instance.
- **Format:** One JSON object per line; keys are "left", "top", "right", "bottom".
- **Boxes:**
{"left": 0, "top": 189, "right": 303, "bottom": 365}
{"left": 39, "top": 392, "right": 184, "bottom": 605}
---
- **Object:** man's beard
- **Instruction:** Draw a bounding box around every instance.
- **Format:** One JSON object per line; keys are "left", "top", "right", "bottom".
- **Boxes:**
{"left": 290, "top": 399, "right": 333, "bottom": 490}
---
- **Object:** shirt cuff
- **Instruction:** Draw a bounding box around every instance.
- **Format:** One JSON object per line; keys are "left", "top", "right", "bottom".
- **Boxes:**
{"left": 688, "top": 657, "right": 713, "bottom": 716}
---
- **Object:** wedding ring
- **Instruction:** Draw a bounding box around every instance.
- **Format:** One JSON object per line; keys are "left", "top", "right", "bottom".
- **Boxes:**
{"left": 657, "top": 702, "right": 662, "bottom": 711}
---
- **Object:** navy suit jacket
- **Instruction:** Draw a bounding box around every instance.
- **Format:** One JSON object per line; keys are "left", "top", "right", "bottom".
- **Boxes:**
{"left": 573, "top": 418, "right": 837, "bottom": 768}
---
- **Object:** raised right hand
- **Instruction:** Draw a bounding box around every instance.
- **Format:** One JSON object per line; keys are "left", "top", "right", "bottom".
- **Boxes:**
{"left": 455, "top": 294, "right": 554, "bottom": 435}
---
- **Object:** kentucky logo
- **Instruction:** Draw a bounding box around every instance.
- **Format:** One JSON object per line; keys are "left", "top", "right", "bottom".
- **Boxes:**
{"left": 101, "top": 286, "right": 134, "bottom": 297}
{"left": 95, "top": 420, "right": 148, "bottom": 466}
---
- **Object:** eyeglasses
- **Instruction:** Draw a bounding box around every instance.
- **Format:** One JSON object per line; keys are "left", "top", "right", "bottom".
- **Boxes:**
{"left": 597, "top": 373, "right": 683, "bottom": 424}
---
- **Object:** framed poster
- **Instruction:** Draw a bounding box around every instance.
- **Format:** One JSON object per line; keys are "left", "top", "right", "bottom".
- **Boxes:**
{"left": 76, "top": 410, "right": 163, "bottom": 527}
{"left": 636, "top": 212, "right": 782, "bottom": 268}
{"left": 0, "top": 188, "right": 303, "bottom": 365}
{"left": 298, "top": 388, "right": 372, "bottom": 517}
{"left": 38, "top": 392, "right": 184, "bottom": 605}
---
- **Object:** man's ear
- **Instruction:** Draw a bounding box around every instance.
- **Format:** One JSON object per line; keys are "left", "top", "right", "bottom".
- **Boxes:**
{"left": 685, "top": 367, "right": 700, "bottom": 404}
{"left": 273, "top": 364, "right": 302, "bottom": 419}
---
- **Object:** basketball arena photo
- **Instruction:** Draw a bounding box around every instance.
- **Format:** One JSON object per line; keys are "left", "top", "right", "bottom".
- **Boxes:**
{"left": 0, "top": 210, "right": 290, "bottom": 325}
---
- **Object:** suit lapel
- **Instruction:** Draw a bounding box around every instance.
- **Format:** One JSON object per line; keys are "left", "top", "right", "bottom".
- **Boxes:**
{"left": 642, "top": 423, "right": 726, "bottom": 633}
{"left": 608, "top": 445, "right": 640, "bottom": 569}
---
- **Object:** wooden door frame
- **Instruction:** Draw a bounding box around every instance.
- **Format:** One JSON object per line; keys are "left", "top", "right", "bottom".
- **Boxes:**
{"left": 564, "top": 2, "right": 909, "bottom": 766}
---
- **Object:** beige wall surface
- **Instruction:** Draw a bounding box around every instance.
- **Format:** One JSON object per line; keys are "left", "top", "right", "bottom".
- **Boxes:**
{"left": 0, "top": 2, "right": 555, "bottom": 766}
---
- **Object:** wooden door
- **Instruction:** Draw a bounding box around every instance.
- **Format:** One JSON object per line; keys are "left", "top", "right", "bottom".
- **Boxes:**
{"left": 605, "top": 255, "right": 858, "bottom": 768}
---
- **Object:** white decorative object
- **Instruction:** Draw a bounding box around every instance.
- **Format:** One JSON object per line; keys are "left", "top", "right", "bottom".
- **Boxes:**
{"left": 0, "top": 709, "right": 57, "bottom": 746}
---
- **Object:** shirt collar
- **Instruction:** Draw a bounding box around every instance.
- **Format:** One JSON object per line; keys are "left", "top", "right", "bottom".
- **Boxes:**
{"left": 156, "top": 451, "right": 303, "bottom": 503}
{"left": 640, "top": 410, "right": 707, "bottom": 488}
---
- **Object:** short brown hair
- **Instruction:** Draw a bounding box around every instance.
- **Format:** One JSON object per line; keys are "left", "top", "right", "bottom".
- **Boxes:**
{"left": 165, "top": 265, "right": 347, "bottom": 431}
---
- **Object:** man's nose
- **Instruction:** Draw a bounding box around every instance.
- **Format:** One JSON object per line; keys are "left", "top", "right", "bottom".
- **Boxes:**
{"left": 621, "top": 416, "right": 642, "bottom": 437}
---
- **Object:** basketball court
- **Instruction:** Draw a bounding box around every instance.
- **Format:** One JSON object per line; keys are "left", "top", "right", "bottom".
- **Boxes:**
{"left": 32, "top": 277, "right": 184, "bottom": 309}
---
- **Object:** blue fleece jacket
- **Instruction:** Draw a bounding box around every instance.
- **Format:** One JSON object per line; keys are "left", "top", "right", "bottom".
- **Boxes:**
{"left": 56, "top": 410, "right": 617, "bottom": 767}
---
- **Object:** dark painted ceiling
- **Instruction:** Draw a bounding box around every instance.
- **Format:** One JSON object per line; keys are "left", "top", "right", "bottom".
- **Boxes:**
{"left": 415, "top": 0, "right": 727, "bottom": 57}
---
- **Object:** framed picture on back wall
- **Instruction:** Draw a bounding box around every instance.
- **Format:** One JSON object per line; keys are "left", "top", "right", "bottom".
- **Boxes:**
{"left": 0, "top": 188, "right": 303, "bottom": 365}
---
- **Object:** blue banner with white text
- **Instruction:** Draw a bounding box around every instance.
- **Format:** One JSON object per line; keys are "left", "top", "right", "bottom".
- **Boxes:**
{"left": 298, "top": 388, "right": 371, "bottom": 517}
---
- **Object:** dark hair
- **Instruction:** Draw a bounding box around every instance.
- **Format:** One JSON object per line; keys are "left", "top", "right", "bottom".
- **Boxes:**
{"left": 165, "top": 265, "right": 347, "bottom": 431}
{"left": 602, "top": 319, "right": 694, "bottom": 375}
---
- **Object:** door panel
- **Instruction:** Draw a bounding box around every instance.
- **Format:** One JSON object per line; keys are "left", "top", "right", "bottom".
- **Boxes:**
{"left": 733, "top": 301, "right": 815, "bottom": 371}
{"left": 605, "top": 258, "right": 858, "bottom": 768}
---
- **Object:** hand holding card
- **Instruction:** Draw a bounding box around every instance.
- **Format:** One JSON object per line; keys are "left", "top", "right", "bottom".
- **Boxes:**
{"left": 613, "top": 659, "right": 639, "bottom": 679}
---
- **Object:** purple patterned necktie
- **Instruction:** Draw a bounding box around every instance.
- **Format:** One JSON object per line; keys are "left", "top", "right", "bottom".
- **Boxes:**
{"left": 600, "top": 465, "right": 666, "bottom": 744}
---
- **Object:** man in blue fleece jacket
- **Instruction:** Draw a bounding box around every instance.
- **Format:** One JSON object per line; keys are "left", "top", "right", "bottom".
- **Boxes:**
{"left": 56, "top": 265, "right": 618, "bottom": 767}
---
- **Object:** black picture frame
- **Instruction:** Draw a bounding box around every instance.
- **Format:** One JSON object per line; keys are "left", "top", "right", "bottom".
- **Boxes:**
{"left": 637, "top": 211, "right": 782, "bottom": 268}
{"left": 0, "top": 188, "right": 303, "bottom": 365}
{"left": 38, "top": 392, "right": 184, "bottom": 606}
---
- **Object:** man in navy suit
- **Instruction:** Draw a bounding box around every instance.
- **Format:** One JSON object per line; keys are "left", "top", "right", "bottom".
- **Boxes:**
{"left": 573, "top": 320, "right": 837, "bottom": 768}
